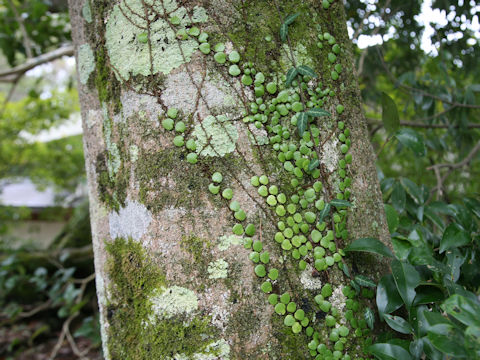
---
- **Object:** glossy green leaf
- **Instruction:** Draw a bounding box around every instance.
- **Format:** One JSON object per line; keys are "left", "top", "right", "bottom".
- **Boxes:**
{"left": 384, "top": 204, "right": 399, "bottom": 233}
{"left": 285, "top": 67, "right": 298, "bottom": 87}
{"left": 381, "top": 177, "right": 395, "bottom": 193}
{"left": 279, "top": 22, "right": 288, "bottom": 42}
{"left": 308, "top": 159, "right": 319, "bottom": 172}
{"left": 355, "top": 275, "right": 376, "bottom": 288}
{"left": 409, "top": 338, "right": 424, "bottom": 359}
{"left": 377, "top": 274, "right": 403, "bottom": 316}
{"left": 445, "top": 249, "right": 466, "bottom": 283}
{"left": 469, "top": 84, "right": 480, "bottom": 92}
{"left": 428, "top": 201, "right": 455, "bottom": 216}
{"left": 439, "top": 223, "right": 470, "bottom": 254}
{"left": 400, "top": 177, "right": 423, "bottom": 204}
{"left": 391, "top": 182, "right": 406, "bottom": 213}
{"left": 416, "top": 205, "right": 424, "bottom": 222}
{"left": 449, "top": 204, "right": 474, "bottom": 231}
{"left": 424, "top": 206, "right": 445, "bottom": 230}
{"left": 464, "top": 325, "right": 480, "bottom": 355}
{"left": 383, "top": 314, "right": 413, "bottom": 334}
{"left": 391, "top": 237, "right": 412, "bottom": 261}
{"left": 464, "top": 197, "right": 480, "bottom": 219}
{"left": 406, "top": 227, "right": 424, "bottom": 247}
{"left": 305, "top": 108, "right": 331, "bottom": 117}
{"left": 422, "top": 337, "right": 445, "bottom": 360}
{"left": 364, "top": 307, "right": 375, "bottom": 330}
{"left": 318, "top": 203, "right": 331, "bottom": 223}
{"left": 344, "top": 237, "right": 394, "bottom": 258}
{"left": 426, "top": 258, "right": 449, "bottom": 275}
{"left": 407, "top": 245, "right": 434, "bottom": 266}
{"left": 441, "top": 294, "right": 480, "bottom": 328}
{"left": 411, "top": 305, "right": 430, "bottom": 337}
{"left": 297, "top": 65, "right": 318, "bottom": 78}
{"left": 368, "top": 343, "right": 412, "bottom": 360}
{"left": 284, "top": 12, "right": 300, "bottom": 25}
{"left": 423, "top": 310, "right": 452, "bottom": 330}
{"left": 395, "top": 128, "right": 426, "bottom": 157}
{"left": 427, "top": 330, "right": 467, "bottom": 358}
{"left": 381, "top": 92, "right": 400, "bottom": 134}
{"left": 391, "top": 259, "right": 421, "bottom": 310}
{"left": 297, "top": 112, "right": 308, "bottom": 136}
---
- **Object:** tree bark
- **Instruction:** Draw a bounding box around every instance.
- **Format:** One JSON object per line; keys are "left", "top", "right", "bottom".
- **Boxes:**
{"left": 69, "top": 0, "right": 390, "bottom": 358}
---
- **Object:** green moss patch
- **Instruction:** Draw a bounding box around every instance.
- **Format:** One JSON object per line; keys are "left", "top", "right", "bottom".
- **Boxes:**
{"left": 105, "top": 237, "right": 221, "bottom": 359}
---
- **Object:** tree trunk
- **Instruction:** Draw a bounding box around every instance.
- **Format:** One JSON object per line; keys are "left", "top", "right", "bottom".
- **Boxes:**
{"left": 69, "top": 0, "right": 390, "bottom": 358}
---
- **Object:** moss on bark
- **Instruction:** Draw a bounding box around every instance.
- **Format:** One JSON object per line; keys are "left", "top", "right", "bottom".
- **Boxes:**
{"left": 105, "top": 238, "right": 222, "bottom": 359}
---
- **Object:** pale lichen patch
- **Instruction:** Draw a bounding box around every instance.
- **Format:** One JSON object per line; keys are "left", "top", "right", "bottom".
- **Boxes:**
{"left": 149, "top": 286, "right": 199, "bottom": 320}
{"left": 193, "top": 115, "right": 238, "bottom": 157}
{"left": 81, "top": 0, "right": 92, "bottom": 23}
{"left": 247, "top": 124, "right": 269, "bottom": 146}
{"left": 320, "top": 137, "right": 340, "bottom": 172}
{"left": 172, "top": 339, "right": 230, "bottom": 360}
{"left": 105, "top": 0, "right": 207, "bottom": 81}
{"left": 107, "top": 142, "right": 121, "bottom": 178}
{"left": 330, "top": 286, "right": 347, "bottom": 313}
{"left": 77, "top": 44, "right": 95, "bottom": 85}
{"left": 108, "top": 199, "right": 152, "bottom": 241}
{"left": 279, "top": 43, "right": 314, "bottom": 69}
{"left": 129, "top": 145, "right": 139, "bottom": 163}
{"left": 207, "top": 259, "right": 229, "bottom": 279}
{"left": 300, "top": 265, "right": 323, "bottom": 290}
{"left": 101, "top": 102, "right": 122, "bottom": 179}
{"left": 86, "top": 109, "right": 101, "bottom": 129}
{"left": 191, "top": 6, "right": 208, "bottom": 23}
{"left": 217, "top": 234, "right": 242, "bottom": 251}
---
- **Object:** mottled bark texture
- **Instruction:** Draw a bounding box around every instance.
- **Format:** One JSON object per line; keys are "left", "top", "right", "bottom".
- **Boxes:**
{"left": 69, "top": 0, "right": 390, "bottom": 359}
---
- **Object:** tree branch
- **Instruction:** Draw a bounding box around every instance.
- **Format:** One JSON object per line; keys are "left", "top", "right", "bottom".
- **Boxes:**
{"left": 0, "top": 45, "right": 74, "bottom": 83}
{"left": 427, "top": 140, "right": 480, "bottom": 199}
{"left": 428, "top": 141, "right": 480, "bottom": 171}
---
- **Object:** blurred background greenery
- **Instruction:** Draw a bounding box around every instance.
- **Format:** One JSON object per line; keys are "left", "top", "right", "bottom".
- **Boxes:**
{"left": 0, "top": 0, "right": 478, "bottom": 359}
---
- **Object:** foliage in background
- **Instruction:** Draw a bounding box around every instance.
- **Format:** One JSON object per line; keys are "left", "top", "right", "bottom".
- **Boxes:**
{"left": 0, "top": 0, "right": 70, "bottom": 66}
{"left": 0, "top": 201, "right": 96, "bottom": 359}
{"left": 347, "top": 172, "right": 480, "bottom": 359}
{"left": 346, "top": 0, "right": 480, "bottom": 202}
{"left": 343, "top": 1, "right": 480, "bottom": 358}
{"left": 0, "top": 89, "right": 84, "bottom": 192}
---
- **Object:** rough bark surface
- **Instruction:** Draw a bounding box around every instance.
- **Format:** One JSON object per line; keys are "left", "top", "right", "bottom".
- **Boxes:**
{"left": 69, "top": 0, "right": 390, "bottom": 359}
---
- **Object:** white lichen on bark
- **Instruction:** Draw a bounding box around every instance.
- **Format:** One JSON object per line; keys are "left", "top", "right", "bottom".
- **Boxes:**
{"left": 149, "top": 285, "right": 199, "bottom": 320}
{"left": 192, "top": 115, "right": 238, "bottom": 157}
{"left": 77, "top": 44, "right": 95, "bottom": 85}
{"left": 108, "top": 200, "right": 152, "bottom": 241}
{"left": 207, "top": 259, "right": 229, "bottom": 279}
{"left": 105, "top": 0, "right": 207, "bottom": 81}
